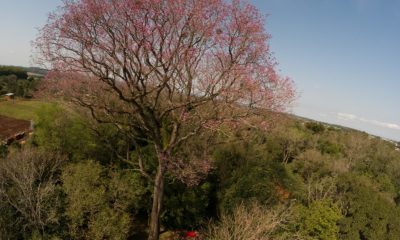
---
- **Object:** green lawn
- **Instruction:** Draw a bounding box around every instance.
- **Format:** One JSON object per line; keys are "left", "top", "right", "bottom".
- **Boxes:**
{"left": 0, "top": 99, "right": 52, "bottom": 121}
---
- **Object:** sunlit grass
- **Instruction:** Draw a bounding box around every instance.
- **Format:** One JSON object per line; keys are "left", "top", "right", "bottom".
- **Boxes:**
{"left": 0, "top": 99, "right": 52, "bottom": 121}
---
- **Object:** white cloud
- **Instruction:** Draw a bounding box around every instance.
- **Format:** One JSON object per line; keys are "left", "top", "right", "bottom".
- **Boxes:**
{"left": 336, "top": 112, "right": 400, "bottom": 131}
{"left": 337, "top": 113, "right": 357, "bottom": 121}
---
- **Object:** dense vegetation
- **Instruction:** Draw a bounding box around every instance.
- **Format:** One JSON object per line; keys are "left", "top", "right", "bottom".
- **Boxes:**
{"left": 0, "top": 66, "right": 42, "bottom": 98}
{"left": 1, "top": 103, "right": 400, "bottom": 239}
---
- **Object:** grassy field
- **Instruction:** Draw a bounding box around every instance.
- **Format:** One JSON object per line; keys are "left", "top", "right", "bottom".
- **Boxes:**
{"left": 0, "top": 99, "right": 51, "bottom": 121}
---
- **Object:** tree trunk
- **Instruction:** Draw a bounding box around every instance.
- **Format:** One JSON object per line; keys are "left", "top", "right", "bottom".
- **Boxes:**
{"left": 148, "top": 152, "right": 166, "bottom": 240}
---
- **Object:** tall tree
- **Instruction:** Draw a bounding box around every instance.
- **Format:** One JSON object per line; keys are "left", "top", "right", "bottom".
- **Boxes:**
{"left": 35, "top": 0, "right": 294, "bottom": 239}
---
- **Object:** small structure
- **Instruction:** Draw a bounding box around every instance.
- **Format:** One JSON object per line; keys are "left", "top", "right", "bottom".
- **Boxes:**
{"left": 3, "top": 93, "right": 15, "bottom": 101}
{"left": 0, "top": 115, "right": 32, "bottom": 145}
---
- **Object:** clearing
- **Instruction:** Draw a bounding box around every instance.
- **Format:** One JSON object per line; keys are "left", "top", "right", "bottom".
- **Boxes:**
{"left": 0, "top": 100, "right": 51, "bottom": 121}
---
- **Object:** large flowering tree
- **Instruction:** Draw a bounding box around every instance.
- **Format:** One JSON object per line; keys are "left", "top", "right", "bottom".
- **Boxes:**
{"left": 35, "top": 0, "right": 294, "bottom": 239}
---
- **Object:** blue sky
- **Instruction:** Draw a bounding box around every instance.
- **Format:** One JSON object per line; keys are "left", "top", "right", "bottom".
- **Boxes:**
{"left": 0, "top": 0, "right": 61, "bottom": 66}
{"left": 0, "top": 0, "right": 399, "bottom": 141}
{"left": 252, "top": 0, "right": 400, "bottom": 141}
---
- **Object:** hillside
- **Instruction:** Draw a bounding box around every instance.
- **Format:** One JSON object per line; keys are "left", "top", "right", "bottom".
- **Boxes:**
{"left": 0, "top": 65, "right": 47, "bottom": 77}
{"left": 24, "top": 67, "right": 48, "bottom": 76}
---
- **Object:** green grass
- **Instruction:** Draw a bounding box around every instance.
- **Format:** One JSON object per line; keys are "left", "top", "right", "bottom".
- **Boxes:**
{"left": 0, "top": 99, "right": 52, "bottom": 121}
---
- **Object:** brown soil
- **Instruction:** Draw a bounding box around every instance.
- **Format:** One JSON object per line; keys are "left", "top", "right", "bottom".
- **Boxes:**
{"left": 0, "top": 115, "right": 31, "bottom": 142}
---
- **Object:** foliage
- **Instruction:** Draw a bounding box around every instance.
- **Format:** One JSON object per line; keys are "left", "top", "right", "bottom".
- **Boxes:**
{"left": 0, "top": 148, "right": 66, "bottom": 239}
{"left": 62, "top": 160, "right": 146, "bottom": 239}
{"left": 0, "top": 71, "right": 41, "bottom": 97}
{"left": 3, "top": 102, "right": 400, "bottom": 239}
{"left": 337, "top": 174, "right": 400, "bottom": 240}
{"left": 212, "top": 142, "right": 303, "bottom": 214}
{"left": 32, "top": 104, "right": 97, "bottom": 160}
{"left": 0, "top": 145, "right": 7, "bottom": 158}
{"left": 206, "top": 203, "right": 292, "bottom": 240}
{"left": 291, "top": 200, "right": 341, "bottom": 240}
{"left": 318, "top": 140, "right": 343, "bottom": 156}
{"left": 162, "top": 180, "right": 212, "bottom": 230}
{"left": 305, "top": 122, "right": 326, "bottom": 134}
{"left": 218, "top": 159, "right": 300, "bottom": 212}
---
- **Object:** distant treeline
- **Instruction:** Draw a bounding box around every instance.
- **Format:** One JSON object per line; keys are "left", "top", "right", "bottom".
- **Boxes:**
{"left": 0, "top": 66, "right": 48, "bottom": 78}
{"left": 0, "top": 66, "right": 28, "bottom": 79}
{"left": 0, "top": 66, "right": 44, "bottom": 98}
{"left": 24, "top": 67, "right": 48, "bottom": 76}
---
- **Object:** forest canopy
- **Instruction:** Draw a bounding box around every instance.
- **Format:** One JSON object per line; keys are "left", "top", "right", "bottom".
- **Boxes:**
{"left": 2, "top": 104, "right": 400, "bottom": 240}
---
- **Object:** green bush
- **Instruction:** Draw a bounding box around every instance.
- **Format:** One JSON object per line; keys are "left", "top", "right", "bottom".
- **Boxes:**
{"left": 305, "top": 122, "right": 325, "bottom": 134}
{"left": 292, "top": 200, "right": 341, "bottom": 240}
{"left": 162, "top": 180, "right": 213, "bottom": 229}
{"left": 62, "top": 160, "right": 146, "bottom": 239}
{"left": 214, "top": 144, "right": 302, "bottom": 212}
{"left": 32, "top": 104, "right": 97, "bottom": 160}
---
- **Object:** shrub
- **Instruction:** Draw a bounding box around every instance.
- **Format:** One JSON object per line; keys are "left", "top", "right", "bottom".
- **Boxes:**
{"left": 206, "top": 203, "right": 291, "bottom": 240}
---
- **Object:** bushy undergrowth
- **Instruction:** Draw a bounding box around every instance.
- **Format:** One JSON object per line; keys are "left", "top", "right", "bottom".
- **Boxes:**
{"left": 2, "top": 106, "right": 400, "bottom": 239}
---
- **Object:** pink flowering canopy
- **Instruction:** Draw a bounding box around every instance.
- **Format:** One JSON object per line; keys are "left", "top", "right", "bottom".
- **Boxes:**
{"left": 36, "top": 0, "right": 295, "bottom": 181}
{"left": 37, "top": 0, "right": 294, "bottom": 123}
{"left": 36, "top": 0, "right": 295, "bottom": 174}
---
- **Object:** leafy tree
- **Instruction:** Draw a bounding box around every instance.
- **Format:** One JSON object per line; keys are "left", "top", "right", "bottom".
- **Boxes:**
{"left": 341, "top": 131, "right": 370, "bottom": 165}
{"left": 0, "top": 74, "right": 18, "bottom": 94}
{"left": 318, "top": 140, "right": 342, "bottom": 156}
{"left": 290, "top": 149, "right": 333, "bottom": 181}
{"left": 62, "top": 160, "right": 146, "bottom": 239}
{"left": 280, "top": 128, "right": 306, "bottom": 164}
{"left": 305, "top": 122, "right": 326, "bottom": 134}
{"left": 32, "top": 104, "right": 97, "bottom": 160}
{"left": 214, "top": 143, "right": 302, "bottom": 212}
{"left": 0, "top": 70, "right": 40, "bottom": 97}
{"left": 292, "top": 200, "right": 341, "bottom": 240}
{"left": 162, "top": 181, "right": 212, "bottom": 230}
{"left": 337, "top": 175, "right": 400, "bottom": 240}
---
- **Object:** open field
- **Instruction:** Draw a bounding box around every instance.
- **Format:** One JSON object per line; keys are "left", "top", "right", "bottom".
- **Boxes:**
{"left": 0, "top": 99, "right": 51, "bottom": 121}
